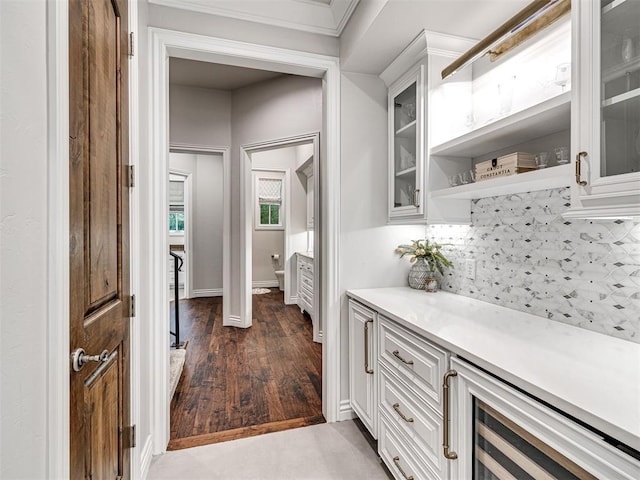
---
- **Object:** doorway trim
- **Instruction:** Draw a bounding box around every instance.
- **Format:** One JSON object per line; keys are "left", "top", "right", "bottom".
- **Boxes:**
{"left": 241, "top": 133, "right": 320, "bottom": 340}
{"left": 149, "top": 28, "right": 341, "bottom": 453}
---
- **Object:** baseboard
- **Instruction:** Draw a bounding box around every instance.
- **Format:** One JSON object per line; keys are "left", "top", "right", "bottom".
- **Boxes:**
{"left": 252, "top": 280, "right": 279, "bottom": 288}
{"left": 140, "top": 434, "right": 153, "bottom": 480}
{"left": 338, "top": 400, "right": 356, "bottom": 421}
{"left": 192, "top": 288, "right": 223, "bottom": 298}
{"left": 285, "top": 295, "right": 297, "bottom": 305}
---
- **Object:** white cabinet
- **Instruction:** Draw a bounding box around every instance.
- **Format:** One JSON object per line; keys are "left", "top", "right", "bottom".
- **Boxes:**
{"left": 388, "top": 63, "right": 426, "bottom": 221}
{"left": 297, "top": 253, "right": 320, "bottom": 343}
{"left": 378, "top": 315, "right": 449, "bottom": 480}
{"left": 348, "top": 300, "right": 378, "bottom": 438}
{"left": 566, "top": 0, "right": 640, "bottom": 218}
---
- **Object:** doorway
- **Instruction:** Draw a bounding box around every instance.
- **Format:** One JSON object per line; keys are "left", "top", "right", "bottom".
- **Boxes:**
{"left": 242, "top": 135, "right": 321, "bottom": 343}
{"left": 149, "top": 29, "right": 341, "bottom": 454}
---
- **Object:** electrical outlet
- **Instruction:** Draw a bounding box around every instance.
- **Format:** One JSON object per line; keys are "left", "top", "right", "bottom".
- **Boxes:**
{"left": 465, "top": 259, "right": 476, "bottom": 280}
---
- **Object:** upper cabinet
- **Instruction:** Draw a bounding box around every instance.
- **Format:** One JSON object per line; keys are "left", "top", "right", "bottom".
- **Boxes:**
{"left": 566, "top": 0, "right": 640, "bottom": 218}
{"left": 388, "top": 63, "right": 425, "bottom": 220}
{"left": 382, "top": 32, "right": 474, "bottom": 224}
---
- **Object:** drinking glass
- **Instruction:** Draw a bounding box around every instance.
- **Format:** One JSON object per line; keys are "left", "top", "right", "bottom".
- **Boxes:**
{"left": 448, "top": 174, "right": 460, "bottom": 187}
{"left": 536, "top": 152, "right": 549, "bottom": 169}
{"left": 555, "top": 147, "right": 570, "bottom": 165}
{"left": 459, "top": 171, "right": 471, "bottom": 185}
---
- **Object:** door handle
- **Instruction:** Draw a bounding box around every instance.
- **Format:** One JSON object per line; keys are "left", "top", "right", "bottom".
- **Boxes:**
{"left": 71, "top": 348, "right": 109, "bottom": 372}
{"left": 413, "top": 188, "right": 420, "bottom": 208}
{"left": 575, "top": 151, "right": 588, "bottom": 186}
{"left": 443, "top": 369, "right": 458, "bottom": 460}
{"left": 364, "top": 319, "right": 374, "bottom": 374}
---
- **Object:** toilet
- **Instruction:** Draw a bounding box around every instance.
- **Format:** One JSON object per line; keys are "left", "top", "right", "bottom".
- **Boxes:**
{"left": 275, "top": 270, "right": 285, "bottom": 291}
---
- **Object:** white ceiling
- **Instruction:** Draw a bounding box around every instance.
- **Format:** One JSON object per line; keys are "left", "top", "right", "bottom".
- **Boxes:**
{"left": 169, "top": 58, "right": 285, "bottom": 90}
{"left": 149, "top": 0, "right": 360, "bottom": 37}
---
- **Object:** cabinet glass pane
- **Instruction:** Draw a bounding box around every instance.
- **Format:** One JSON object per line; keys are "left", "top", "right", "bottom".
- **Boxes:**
{"left": 472, "top": 399, "right": 596, "bottom": 480}
{"left": 393, "top": 82, "right": 417, "bottom": 208}
{"left": 600, "top": 0, "right": 640, "bottom": 177}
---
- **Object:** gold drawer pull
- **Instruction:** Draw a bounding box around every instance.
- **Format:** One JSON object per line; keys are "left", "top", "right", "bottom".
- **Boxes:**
{"left": 364, "top": 319, "right": 374, "bottom": 374}
{"left": 392, "top": 350, "right": 414, "bottom": 365}
{"left": 392, "top": 456, "right": 414, "bottom": 480}
{"left": 575, "top": 151, "right": 588, "bottom": 186}
{"left": 443, "top": 369, "right": 458, "bottom": 460}
{"left": 392, "top": 403, "right": 414, "bottom": 423}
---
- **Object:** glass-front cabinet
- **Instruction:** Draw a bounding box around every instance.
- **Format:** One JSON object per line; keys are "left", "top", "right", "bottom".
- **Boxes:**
{"left": 567, "top": 0, "right": 640, "bottom": 218}
{"left": 388, "top": 63, "right": 425, "bottom": 221}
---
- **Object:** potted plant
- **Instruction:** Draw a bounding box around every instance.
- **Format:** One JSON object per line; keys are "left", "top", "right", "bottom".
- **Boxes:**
{"left": 395, "top": 239, "right": 453, "bottom": 291}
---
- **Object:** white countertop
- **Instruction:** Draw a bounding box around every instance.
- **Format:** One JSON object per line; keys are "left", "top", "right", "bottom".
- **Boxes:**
{"left": 347, "top": 287, "right": 640, "bottom": 451}
{"left": 297, "top": 251, "right": 314, "bottom": 259}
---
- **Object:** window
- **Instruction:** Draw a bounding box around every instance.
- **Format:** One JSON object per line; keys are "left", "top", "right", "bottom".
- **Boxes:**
{"left": 255, "top": 173, "right": 284, "bottom": 230}
{"left": 169, "top": 179, "right": 185, "bottom": 233}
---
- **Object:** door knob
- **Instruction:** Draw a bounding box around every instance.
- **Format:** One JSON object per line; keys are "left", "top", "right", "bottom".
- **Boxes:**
{"left": 71, "top": 348, "right": 109, "bottom": 372}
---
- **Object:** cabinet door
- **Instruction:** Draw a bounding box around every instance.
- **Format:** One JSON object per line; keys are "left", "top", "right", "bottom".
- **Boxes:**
{"left": 348, "top": 300, "right": 378, "bottom": 438}
{"left": 569, "top": 0, "right": 640, "bottom": 218}
{"left": 389, "top": 64, "right": 425, "bottom": 220}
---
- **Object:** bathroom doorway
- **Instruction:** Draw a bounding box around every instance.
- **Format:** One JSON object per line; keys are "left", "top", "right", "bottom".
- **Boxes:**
{"left": 240, "top": 134, "right": 320, "bottom": 342}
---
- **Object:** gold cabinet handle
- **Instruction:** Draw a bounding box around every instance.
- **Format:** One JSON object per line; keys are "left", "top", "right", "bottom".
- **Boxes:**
{"left": 364, "top": 319, "right": 374, "bottom": 374}
{"left": 443, "top": 369, "right": 458, "bottom": 460}
{"left": 392, "top": 456, "right": 414, "bottom": 480}
{"left": 392, "top": 350, "right": 414, "bottom": 365}
{"left": 413, "top": 188, "right": 420, "bottom": 208}
{"left": 575, "top": 151, "right": 588, "bottom": 186}
{"left": 392, "top": 403, "right": 414, "bottom": 423}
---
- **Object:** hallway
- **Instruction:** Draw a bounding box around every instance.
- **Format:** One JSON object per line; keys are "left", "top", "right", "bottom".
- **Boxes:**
{"left": 169, "top": 291, "right": 324, "bottom": 450}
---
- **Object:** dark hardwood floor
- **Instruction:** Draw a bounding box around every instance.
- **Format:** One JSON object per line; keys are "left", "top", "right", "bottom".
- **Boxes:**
{"left": 168, "top": 291, "right": 324, "bottom": 450}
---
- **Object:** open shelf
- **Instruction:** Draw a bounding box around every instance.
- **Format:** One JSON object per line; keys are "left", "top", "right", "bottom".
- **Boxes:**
{"left": 431, "top": 92, "right": 571, "bottom": 158}
{"left": 430, "top": 164, "right": 572, "bottom": 200}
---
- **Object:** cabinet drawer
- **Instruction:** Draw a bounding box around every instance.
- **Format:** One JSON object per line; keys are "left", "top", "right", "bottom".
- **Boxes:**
{"left": 379, "top": 414, "right": 437, "bottom": 480}
{"left": 379, "top": 315, "right": 448, "bottom": 410}
{"left": 380, "top": 365, "right": 447, "bottom": 479}
{"left": 300, "top": 283, "right": 314, "bottom": 300}
{"left": 301, "top": 273, "right": 313, "bottom": 290}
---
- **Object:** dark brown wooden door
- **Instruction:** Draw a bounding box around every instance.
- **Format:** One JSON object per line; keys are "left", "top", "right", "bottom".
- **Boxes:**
{"left": 69, "top": 0, "right": 131, "bottom": 478}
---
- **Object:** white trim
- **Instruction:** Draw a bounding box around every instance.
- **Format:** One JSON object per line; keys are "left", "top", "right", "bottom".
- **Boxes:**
{"left": 226, "top": 315, "right": 243, "bottom": 328}
{"left": 139, "top": 434, "right": 153, "bottom": 480}
{"left": 148, "top": 0, "right": 359, "bottom": 37}
{"left": 192, "top": 288, "right": 224, "bottom": 297}
{"left": 252, "top": 280, "right": 280, "bottom": 288}
{"left": 46, "top": 0, "right": 70, "bottom": 478}
{"left": 127, "top": 1, "right": 141, "bottom": 479}
{"left": 339, "top": 400, "right": 357, "bottom": 421}
{"left": 149, "top": 28, "right": 341, "bottom": 454}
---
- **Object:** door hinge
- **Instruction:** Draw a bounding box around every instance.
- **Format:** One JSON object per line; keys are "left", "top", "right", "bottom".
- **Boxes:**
{"left": 125, "top": 424, "right": 136, "bottom": 448}
{"left": 127, "top": 165, "right": 135, "bottom": 188}
{"left": 129, "top": 294, "right": 136, "bottom": 318}
{"left": 128, "top": 32, "right": 134, "bottom": 58}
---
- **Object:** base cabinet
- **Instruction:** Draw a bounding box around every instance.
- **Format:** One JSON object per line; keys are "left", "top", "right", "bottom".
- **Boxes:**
{"left": 348, "top": 300, "right": 378, "bottom": 438}
{"left": 348, "top": 296, "right": 640, "bottom": 480}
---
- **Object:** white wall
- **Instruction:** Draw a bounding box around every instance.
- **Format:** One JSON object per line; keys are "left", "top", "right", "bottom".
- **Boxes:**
{"left": 230, "top": 75, "right": 323, "bottom": 314}
{"left": 169, "top": 84, "right": 231, "bottom": 146}
{"left": 251, "top": 145, "right": 310, "bottom": 286}
{"left": 0, "top": 1, "right": 49, "bottom": 477}
{"left": 339, "top": 72, "right": 425, "bottom": 400}
{"left": 170, "top": 152, "right": 224, "bottom": 293}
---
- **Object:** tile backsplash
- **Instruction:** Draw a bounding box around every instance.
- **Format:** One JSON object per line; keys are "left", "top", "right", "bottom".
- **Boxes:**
{"left": 427, "top": 188, "right": 640, "bottom": 343}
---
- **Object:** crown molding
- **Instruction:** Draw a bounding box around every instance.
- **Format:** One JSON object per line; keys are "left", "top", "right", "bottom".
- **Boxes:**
{"left": 149, "top": 0, "right": 359, "bottom": 37}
